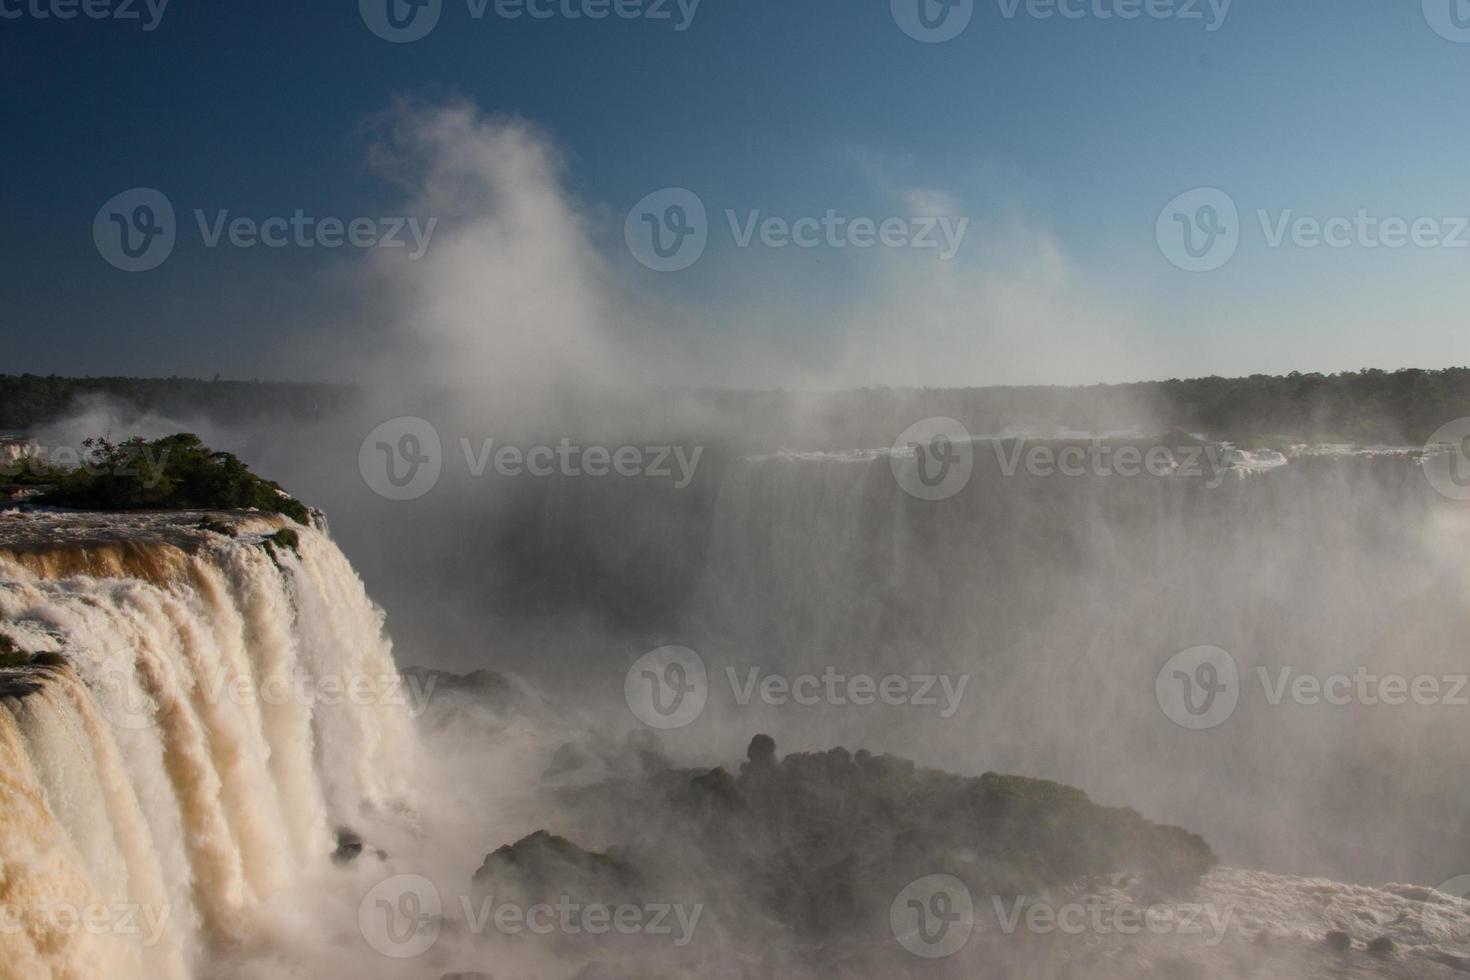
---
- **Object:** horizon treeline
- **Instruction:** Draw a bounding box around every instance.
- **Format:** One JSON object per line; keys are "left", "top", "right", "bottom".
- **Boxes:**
{"left": 3, "top": 367, "right": 1469, "bottom": 446}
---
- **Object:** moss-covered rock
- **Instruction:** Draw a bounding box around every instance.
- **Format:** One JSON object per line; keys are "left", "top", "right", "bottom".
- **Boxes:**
{"left": 261, "top": 528, "right": 300, "bottom": 556}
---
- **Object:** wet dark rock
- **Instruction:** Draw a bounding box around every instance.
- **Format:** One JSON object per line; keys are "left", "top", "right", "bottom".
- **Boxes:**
{"left": 332, "top": 829, "right": 363, "bottom": 865}
{"left": 1324, "top": 930, "right": 1353, "bottom": 951}
{"left": 1367, "top": 935, "right": 1396, "bottom": 956}
{"left": 688, "top": 767, "right": 742, "bottom": 812}
{"left": 548, "top": 734, "right": 1218, "bottom": 949}
{"left": 745, "top": 733, "right": 776, "bottom": 769}
{"left": 331, "top": 828, "right": 385, "bottom": 865}
{"left": 473, "top": 830, "right": 642, "bottom": 907}
{"left": 0, "top": 676, "right": 46, "bottom": 699}
{"left": 260, "top": 527, "right": 299, "bottom": 556}
{"left": 0, "top": 636, "right": 55, "bottom": 699}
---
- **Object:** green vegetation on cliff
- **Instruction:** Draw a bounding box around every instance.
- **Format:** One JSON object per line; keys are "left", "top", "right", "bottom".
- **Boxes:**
{"left": 14, "top": 434, "right": 310, "bottom": 524}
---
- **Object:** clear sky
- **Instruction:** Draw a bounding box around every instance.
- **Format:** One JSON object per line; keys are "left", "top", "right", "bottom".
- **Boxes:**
{"left": 3, "top": 0, "right": 1469, "bottom": 387}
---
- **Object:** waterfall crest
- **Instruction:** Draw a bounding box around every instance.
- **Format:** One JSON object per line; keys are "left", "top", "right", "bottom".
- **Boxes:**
{"left": 0, "top": 513, "right": 417, "bottom": 979}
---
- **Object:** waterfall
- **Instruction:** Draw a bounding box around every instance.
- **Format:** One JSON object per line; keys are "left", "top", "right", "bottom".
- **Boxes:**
{"left": 686, "top": 448, "right": 1470, "bottom": 885}
{"left": 0, "top": 514, "right": 417, "bottom": 979}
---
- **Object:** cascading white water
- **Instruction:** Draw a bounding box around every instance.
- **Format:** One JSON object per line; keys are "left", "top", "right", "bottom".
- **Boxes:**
{"left": 0, "top": 513, "right": 417, "bottom": 980}
{"left": 689, "top": 447, "right": 1470, "bottom": 887}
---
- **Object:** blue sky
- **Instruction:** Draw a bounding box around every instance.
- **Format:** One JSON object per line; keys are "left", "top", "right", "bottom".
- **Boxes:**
{"left": 3, "top": 0, "right": 1469, "bottom": 385}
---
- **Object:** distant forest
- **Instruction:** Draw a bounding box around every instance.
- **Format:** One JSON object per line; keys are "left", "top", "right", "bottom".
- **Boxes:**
{"left": 4, "top": 368, "right": 1470, "bottom": 446}
{"left": 0, "top": 375, "right": 351, "bottom": 432}
{"left": 710, "top": 367, "right": 1470, "bottom": 446}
